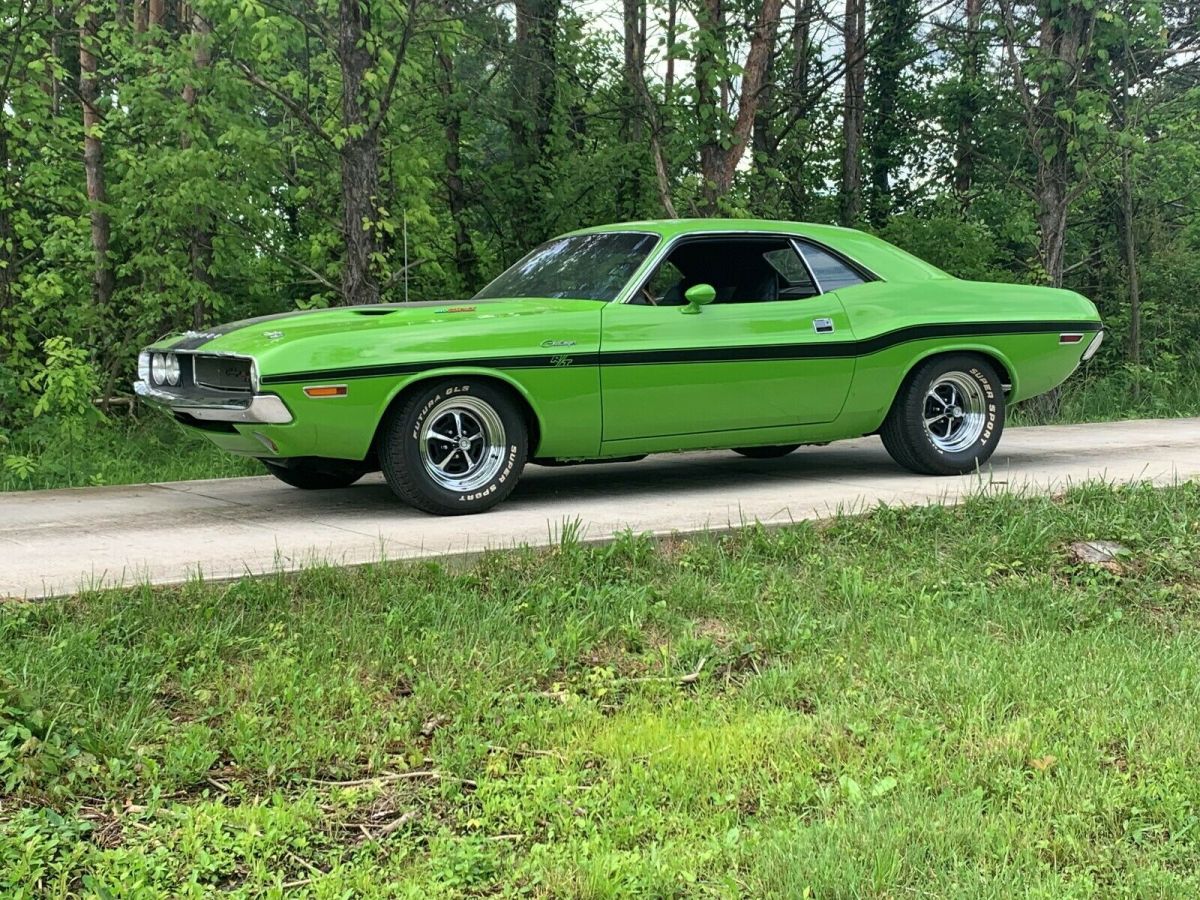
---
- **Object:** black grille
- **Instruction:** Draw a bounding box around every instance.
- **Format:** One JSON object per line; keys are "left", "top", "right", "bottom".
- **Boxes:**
{"left": 192, "top": 355, "right": 252, "bottom": 392}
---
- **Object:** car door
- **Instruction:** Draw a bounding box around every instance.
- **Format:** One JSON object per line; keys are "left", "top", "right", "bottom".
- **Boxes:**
{"left": 599, "top": 236, "right": 857, "bottom": 441}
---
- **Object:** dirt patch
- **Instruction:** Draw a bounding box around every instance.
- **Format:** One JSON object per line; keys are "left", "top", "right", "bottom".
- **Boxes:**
{"left": 693, "top": 617, "right": 738, "bottom": 648}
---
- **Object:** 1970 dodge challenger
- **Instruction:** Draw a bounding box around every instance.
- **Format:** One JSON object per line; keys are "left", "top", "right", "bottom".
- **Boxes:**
{"left": 135, "top": 219, "right": 1103, "bottom": 515}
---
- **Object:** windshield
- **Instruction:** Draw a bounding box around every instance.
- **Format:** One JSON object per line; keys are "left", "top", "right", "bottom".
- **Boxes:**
{"left": 473, "top": 232, "right": 659, "bottom": 301}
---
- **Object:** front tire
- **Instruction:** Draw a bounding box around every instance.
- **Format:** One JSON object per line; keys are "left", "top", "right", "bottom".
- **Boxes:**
{"left": 262, "top": 459, "right": 365, "bottom": 490}
{"left": 379, "top": 379, "right": 528, "bottom": 515}
{"left": 880, "top": 354, "right": 1005, "bottom": 475}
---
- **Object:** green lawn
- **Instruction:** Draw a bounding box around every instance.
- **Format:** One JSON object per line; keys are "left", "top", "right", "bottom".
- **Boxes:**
{"left": 3, "top": 483, "right": 1200, "bottom": 896}
{"left": 0, "top": 417, "right": 259, "bottom": 492}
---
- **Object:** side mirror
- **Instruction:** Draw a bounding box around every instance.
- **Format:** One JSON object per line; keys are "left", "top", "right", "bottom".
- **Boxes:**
{"left": 681, "top": 283, "right": 717, "bottom": 315}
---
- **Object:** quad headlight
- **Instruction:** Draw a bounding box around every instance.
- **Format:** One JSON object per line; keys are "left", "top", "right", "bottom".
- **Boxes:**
{"left": 150, "top": 352, "right": 181, "bottom": 386}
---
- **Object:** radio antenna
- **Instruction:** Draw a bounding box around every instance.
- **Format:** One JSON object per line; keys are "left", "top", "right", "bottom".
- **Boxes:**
{"left": 403, "top": 210, "right": 409, "bottom": 303}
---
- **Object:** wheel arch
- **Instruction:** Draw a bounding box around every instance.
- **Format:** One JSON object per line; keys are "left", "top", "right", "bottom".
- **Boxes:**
{"left": 903, "top": 344, "right": 1014, "bottom": 392}
{"left": 369, "top": 368, "right": 545, "bottom": 459}
{"left": 878, "top": 345, "right": 1015, "bottom": 430}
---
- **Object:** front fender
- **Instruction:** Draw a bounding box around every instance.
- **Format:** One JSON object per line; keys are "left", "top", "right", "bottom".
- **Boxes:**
{"left": 377, "top": 366, "right": 549, "bottom": 443}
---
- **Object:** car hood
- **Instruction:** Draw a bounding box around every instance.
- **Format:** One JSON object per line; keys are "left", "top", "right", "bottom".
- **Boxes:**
{"left": 157, "top": 297, "right": 603, "bottom": 377}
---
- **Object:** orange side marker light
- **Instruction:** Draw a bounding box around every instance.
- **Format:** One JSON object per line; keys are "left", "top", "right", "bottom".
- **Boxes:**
{"left": 303, "top": 385, "right": 348, "bottom": 398}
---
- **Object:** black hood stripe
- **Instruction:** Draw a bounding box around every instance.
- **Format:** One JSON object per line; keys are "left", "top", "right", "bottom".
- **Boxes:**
{"left": 257, "top": 320, "right": 1100, "bottom": 386}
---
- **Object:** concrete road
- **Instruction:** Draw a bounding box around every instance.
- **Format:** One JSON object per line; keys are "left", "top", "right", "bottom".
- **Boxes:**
{"left": 2, "top": 417, "right": 1199, "bottom": 599}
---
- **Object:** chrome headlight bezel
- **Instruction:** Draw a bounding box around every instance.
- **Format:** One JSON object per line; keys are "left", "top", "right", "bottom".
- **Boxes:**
{"left": 138, "top": 351, "right": 151, "bottom": 384}
{"left": 149, "top": 352, "right": 181, "bottom": 386}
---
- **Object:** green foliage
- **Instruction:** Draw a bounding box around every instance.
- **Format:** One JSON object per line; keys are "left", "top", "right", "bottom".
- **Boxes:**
{"left": 3, "top": 484, "right": 1200, "bottom": 892}
{"left": 0, "top": 415, "right": 258, "bottom": 491}
{"left": 0, "top": 0, "right": 1196, "bottom": 474}
{"left": 28, "top": 338, "right": 100, "bottom": 438}
{"left": 874, "top": 210, "right": 1013, "bottom": 282}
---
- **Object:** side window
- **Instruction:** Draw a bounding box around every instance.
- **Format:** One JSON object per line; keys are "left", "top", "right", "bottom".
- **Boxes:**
{"left": 642, "top": 260, "right": 686, "bottom": 305}
{"left": 634, "top": 238, "right": 820, "bottom": 306}
{"left": 797, "top": 242, "right": 867, "bottom": 292}
{"left": 763, "top": 248, "right": 818, "bottom": 299}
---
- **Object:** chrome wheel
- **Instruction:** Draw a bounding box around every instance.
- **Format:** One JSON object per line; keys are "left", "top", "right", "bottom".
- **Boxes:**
{"left": 923, "top": 371, "right": 987, "bottom": 453}
{"left": 418, "top": 396, "right": 507, "bottom": 492}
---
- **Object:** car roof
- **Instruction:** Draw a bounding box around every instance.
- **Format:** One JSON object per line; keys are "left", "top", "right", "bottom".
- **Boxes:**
{"left": 563, "top": 218, "right": 951, "bottom": 283}
{"left": 567, "top": 217, "right": 851, "bottom": 241}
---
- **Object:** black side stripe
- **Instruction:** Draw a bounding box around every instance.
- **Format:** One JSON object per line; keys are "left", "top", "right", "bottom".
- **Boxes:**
{"left": 258, "top": 319, "right": 1100, "bottom": 386}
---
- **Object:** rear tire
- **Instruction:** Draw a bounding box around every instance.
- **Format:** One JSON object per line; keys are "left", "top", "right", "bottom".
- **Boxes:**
{"left": 880, "top": 354, "right": 1005, "bottom": 475}
{"left": 379, "top": 378, "right": 528, "bottom": 515}
{"left": 262, "top": 459, "right": 365, "bottom": 490}
{"left": 733, "top": 444, "right": 800, "bottom": 459}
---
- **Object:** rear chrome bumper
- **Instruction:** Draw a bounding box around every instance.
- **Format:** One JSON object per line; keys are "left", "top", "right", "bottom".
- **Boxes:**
{"left": 134, "top": 381, "right": 293, "bottom": 424}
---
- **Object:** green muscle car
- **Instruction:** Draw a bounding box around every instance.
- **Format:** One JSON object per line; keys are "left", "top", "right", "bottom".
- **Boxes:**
{"left": 135, "top": 219, "right": 1103, "bottom": 515}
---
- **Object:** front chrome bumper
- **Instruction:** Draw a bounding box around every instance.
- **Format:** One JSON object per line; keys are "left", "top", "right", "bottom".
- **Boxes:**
{"left": 134, "top": 381, "right": 293, "bottom": 424}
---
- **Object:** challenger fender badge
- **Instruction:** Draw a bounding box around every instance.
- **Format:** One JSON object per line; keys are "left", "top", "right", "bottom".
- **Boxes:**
{"left": 540, "top": 339, "right": 576, "bottom": 348}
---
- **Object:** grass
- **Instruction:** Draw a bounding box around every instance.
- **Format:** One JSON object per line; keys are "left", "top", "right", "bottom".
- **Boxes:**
{"left": 0, "top": 416, "right": 259, "bottom": 491}
{"left": 1011, "top": 362, "right": 1200, "bottom": 426}
{"left": 3, "top": 482, "right": 1200, "bottom": 896}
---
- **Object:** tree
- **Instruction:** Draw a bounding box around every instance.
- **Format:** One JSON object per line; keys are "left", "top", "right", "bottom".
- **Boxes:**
{"left": 952, "top": 0, "right": 984, "bottom": 204}
{"left": 998, "top": 0, "right": 1101, "bottom": 286}
{"left": 839, "top": 0, "right": 866, "bottom": 225}
{"left": 235, "top": 0, "right": 421, "bottom": 306}
{"left": 181, "top": 5, "right": 214, "bottom": 326}
{"left": 693, "top": 0, "right": 784, "bottom": 214}
{"left": 508, "top": 0, "right": 561, "bottom": 242}
{"left": 865, "top": 0, "right": 921, "bottom": 226}
{"left": 79, "top": 5, "right": 115, "bottom": 326}
{"left": 434, "top": 27, "right": 481, "bottom": 291}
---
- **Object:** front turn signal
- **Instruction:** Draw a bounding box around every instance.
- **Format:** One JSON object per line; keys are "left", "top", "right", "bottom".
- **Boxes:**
{"left": 303, "top": 385, "right": 348, "bottom": 398}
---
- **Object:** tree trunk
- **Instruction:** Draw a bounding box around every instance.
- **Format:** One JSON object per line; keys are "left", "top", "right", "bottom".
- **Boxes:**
{"left": 40, "top": 0, "right": 61, "bottom": 115}
{"left": 697, "top": 0, "right": 782, "bottom": 214}
{"left": 866, "top": 0, "right": 918, "bottom": 226}
{"left": 751, "top": 39, "right": 775, "bottom": 162}
{"left": 182, "top": 7, "right": 213, "bottom": 326}
{"left": 80, "top": 10, "right": 115, "bottom": 321}
{"left": 839, "top": 0, "right": 865, "bottom": 226}
{"left": 510, "top": 0, "right": 560, "bottom": 243}
{"left": 664, "top": 0, "right": 678, "bottom": 105}
{"left": 148, "top": 0, "right": 164, "bottom": 28}
{"left": 1035, "top": 179, "right": 1069, "bottom": 286}
{"left": 435, "top": 37, "right": 480, "bottom": 291}
{"left": 134, "top": 0, "right": 147, "bottom": 32}
{"left": 1119, "top": 150, "right": 1140, "bottom": 366}
{"left": 623, "top": 0, "right": 676, "bottom": 216}
{"left": 338, "top": 0, "right": 381, "bottom": 306}
{"left": 694, "top": 0, "right": 722, "bottom": 213}
{"left": 784, "top": 0, "right": 812, "bottom": 216}
{"left": 0, "top": 123, "right": 11, "bottom": 317}
{"left": 953, "top": 0, "right": 982, "bottom": 204}
{"left": 619, "top": 0, "right": 646, "bottom": 218}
